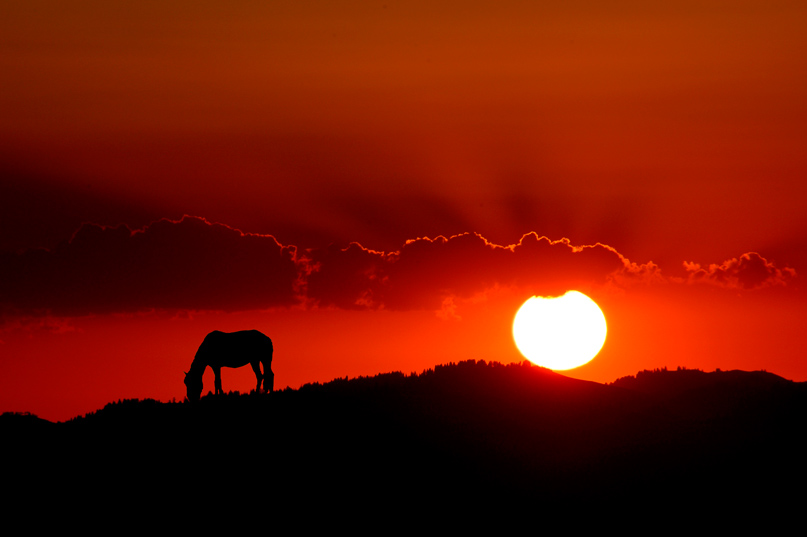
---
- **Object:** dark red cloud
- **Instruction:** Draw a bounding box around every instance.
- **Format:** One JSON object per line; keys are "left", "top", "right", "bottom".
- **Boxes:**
{"left": 2, "top": 218, "right": 793, "bottom": 319}
{"left": 303, "top": 242, "right": 391, "bottom": 310}
{"left": 0, "top": 216, "right": 299, "bottom": 316}
{"left": 683, "top": 252, "right": 796, "bottom": 289}
{"left": 307, "top": 232, "right": 661, "bottom": 310}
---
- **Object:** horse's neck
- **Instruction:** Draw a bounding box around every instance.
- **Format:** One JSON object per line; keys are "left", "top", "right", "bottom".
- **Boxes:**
{"left": 188, "top": 355, "right": 208, "bottom": 378}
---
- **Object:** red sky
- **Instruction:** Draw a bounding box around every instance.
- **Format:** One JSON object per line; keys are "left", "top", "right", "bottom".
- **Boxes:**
{"left": 2, "top": 1, "right": 806, "bottom": 421}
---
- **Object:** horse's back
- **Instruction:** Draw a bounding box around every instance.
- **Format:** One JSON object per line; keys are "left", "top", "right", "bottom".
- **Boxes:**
{"left": 199, "top": 330, "right": 273, "bottom": 367}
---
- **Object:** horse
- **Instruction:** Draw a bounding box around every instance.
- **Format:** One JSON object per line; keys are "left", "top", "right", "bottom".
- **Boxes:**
{"left": 184, "top": 330, "right": 274, "bottom": 401}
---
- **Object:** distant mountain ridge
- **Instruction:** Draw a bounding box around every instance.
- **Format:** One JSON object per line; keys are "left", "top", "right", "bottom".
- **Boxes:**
{"left": 611, "top": 366, "right": 793, "bottom": 396}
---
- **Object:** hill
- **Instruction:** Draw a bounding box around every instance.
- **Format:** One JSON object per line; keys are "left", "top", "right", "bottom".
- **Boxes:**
{"left": 5, "top": 360, "right": 807, "bottom": 517}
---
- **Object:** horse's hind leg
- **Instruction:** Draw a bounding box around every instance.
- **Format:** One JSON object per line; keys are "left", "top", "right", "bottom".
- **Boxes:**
{"left": 250, "top": 361, "right": 264, "bottom": 393}
{"left": 263, "top": 361, "right": 274, "bottom": 393}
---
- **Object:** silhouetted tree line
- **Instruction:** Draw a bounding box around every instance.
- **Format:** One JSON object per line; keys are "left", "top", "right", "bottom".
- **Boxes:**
{"left": 4, "top": 360, "right": 807, "bottom": 518}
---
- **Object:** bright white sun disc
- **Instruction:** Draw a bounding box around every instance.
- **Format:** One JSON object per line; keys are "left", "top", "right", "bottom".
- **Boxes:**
{"left": 512, "top": 291, "right": 607, "bottom": 370}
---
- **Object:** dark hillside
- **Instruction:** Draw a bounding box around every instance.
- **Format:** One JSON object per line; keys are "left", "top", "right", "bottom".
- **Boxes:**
{"left": 612, "top": 367, "right": 794, "bottom": 401}
{"left": 5, "top": 360, "right": 807, "bottom": 517}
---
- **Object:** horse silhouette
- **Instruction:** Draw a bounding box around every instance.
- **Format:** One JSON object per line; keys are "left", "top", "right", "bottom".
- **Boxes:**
{"left": 184, "top": 330, "right": 274, "bottom": 401}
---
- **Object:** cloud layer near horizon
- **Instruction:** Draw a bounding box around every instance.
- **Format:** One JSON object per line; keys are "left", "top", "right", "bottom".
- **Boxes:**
{"left": 683, "top": 253, "right": 797, "bottom": 289}
{"left": 0, "top": 216, "right": 796, "bottom": 318}
{"left": 1, "top": 217, "right": 298, "bottom": 316}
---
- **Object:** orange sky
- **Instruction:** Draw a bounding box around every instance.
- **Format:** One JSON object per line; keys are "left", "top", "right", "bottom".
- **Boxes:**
{"left": 2, "top": 1, "right": 806, "bottom": 421}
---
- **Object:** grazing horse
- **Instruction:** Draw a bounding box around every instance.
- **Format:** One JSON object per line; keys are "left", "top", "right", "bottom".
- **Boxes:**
{"left": 184, "top": 330, "right": 274, "bottom": 401}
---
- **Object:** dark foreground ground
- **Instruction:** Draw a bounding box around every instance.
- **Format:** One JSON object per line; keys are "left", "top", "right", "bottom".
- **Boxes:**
{"left": 4, "top": 360, "right": 806, "bottom": 522}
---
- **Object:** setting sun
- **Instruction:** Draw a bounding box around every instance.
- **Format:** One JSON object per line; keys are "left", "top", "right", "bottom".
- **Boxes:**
{"left": 513, "top": 291, "right": 607, "bottom": 370}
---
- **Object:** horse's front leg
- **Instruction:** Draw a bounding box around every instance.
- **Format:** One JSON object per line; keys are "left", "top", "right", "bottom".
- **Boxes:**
{"left": 213, "top": 367, "right": 223, "bottom": 395}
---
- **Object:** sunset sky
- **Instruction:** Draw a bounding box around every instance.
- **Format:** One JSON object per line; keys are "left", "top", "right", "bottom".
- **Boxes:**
{"left": 2, "top": 1, "right": 806, "bottom": 421}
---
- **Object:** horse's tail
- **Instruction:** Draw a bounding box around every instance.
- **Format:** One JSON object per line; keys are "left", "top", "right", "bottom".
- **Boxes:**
{"left": 265, "top": 337, "right": 274, "bottom": 393}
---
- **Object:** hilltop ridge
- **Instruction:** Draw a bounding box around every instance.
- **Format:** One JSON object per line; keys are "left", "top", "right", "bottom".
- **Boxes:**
{"left": 5, "top": 360, "right": 806, "bottom": 515}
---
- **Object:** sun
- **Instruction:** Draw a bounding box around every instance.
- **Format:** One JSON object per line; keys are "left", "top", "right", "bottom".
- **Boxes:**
{"left": 512, "top": 291, "right": 607, "bottom": 370}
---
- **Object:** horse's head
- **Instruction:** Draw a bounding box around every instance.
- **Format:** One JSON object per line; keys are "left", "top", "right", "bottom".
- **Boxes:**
{"left": 184, "top": 371, "right": 203, "bottom": 402}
